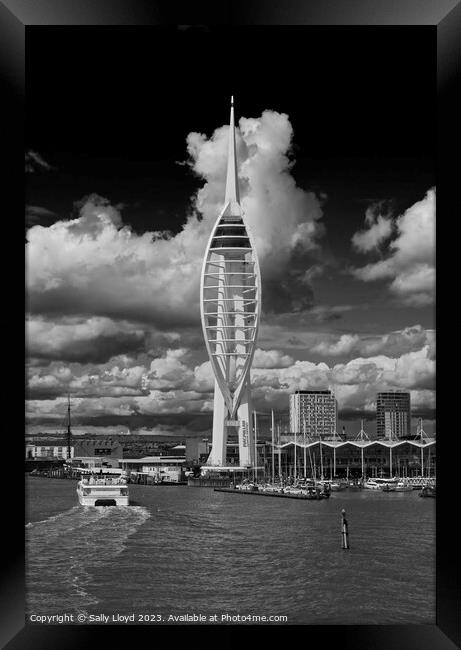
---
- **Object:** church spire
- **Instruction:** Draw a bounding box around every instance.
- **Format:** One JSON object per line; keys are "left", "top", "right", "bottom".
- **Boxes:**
{"left": 224, "top": 96, "right": 240, "bottom": 207}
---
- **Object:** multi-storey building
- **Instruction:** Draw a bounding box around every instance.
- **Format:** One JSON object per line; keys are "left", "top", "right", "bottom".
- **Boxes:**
{"left": 289, "top": 390, "right": 338, "bottom": 438}
{"left": 376, "top": 391, "right": 411, "bottom": 439}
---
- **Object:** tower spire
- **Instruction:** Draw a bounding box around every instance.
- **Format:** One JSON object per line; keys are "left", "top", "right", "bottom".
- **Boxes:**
{"left": 224, "top": 96, "right": 240, "bottom": 207}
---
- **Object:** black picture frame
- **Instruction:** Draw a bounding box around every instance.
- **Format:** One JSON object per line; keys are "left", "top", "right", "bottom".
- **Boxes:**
{"left": 3, "top": 0, "right": 460, "bottom": 647}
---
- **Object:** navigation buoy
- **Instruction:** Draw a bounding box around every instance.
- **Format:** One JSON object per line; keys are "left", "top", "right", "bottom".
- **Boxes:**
{"left": 341, "top": 508, "right": 350, "bottom": 550}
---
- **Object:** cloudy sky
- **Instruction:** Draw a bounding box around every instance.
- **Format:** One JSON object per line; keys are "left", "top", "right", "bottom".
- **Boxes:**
{"left": 26, "top": 27, "right": 435, "bottom": 437}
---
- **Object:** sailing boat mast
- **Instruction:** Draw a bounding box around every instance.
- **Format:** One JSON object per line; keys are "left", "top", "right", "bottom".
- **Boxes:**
{"left": 355, "top": 419, "right": 369, "bottom": 479}
{"left": 418, "top": 417, "right": 428, "bottom": 478}
{"left": 66, "top": 393, "right": 72, "bottom": 460}
{"left": 271, "top": 409, "right": 275, "bottom": 484}
{"left": 303, "top": 416, "right": 307, "bottom": 478}
{"left": 277, "top": 422, "right": 282, "bottom": 481}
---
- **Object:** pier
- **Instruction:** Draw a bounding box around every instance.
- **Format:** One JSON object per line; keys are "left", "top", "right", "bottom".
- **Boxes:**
{"left": 214, "top": 487, "right": 329, "bottom": 500}
{"left": 189, "top": 477, "right": 232, "bottom": 488}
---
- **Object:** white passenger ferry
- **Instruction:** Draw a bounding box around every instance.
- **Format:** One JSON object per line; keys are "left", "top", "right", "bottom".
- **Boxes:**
{"left": 76, "top": 470, "right": 129, "bottom": 506}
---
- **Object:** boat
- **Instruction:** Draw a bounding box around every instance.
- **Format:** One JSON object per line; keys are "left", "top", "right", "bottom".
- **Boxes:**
{"left": 364, "top": 478, "right": 399, "bottom": 490}
{"left": 393, "top": 480, "right": 413, "bottom": 492}
{"left": 363, "top": 479, "right": 383, "bottom": 490}
{"left": 381, "top": 483, "right": 396, "bottom": 492}
{"left": 321, "top": 480, "right": 347, "bottom": 492}
{"left": 283, "top": 486, "right": 305, "bottom": 495}
{"left": 76, "top": 471, "right": 129, "bottom": 506}
{"left": 420, "top": 485, "right": 436, "bottom": 498}
{"left": 259, "top": 483, "right": 283, "bottom": 493}
{"left": 235, "top": 482, "right": 259, "bottom": 492}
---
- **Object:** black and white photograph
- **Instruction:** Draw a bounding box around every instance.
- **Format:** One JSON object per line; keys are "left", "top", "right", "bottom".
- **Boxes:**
{"left": 3, "top": 6, "right": 456, "bottom": 645}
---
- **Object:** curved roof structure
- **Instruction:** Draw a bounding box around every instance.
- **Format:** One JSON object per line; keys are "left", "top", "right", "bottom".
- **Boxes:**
{"left": 279, "top": 439, "right": 436, "bottom": 449}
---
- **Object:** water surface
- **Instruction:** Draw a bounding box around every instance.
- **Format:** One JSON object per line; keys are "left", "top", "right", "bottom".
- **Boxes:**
{"left": 26, "top": 477, "right": 435, "bottom": 624}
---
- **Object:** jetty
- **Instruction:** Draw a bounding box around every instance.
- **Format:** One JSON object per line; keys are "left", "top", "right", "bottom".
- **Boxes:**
{"left": 214, "top": 487, "right": 329, "bottom": 500}
{"left": 188, "top": 477, "right": 231, "bottom": 488}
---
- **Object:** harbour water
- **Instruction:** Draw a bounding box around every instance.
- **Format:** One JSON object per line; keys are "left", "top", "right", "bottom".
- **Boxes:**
{"left": 26, "top": 476, "right": 435, "bottom": 625}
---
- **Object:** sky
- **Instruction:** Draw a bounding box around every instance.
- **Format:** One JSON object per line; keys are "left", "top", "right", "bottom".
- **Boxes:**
{"left": 25, "top": 26, "right": 436, "bottom": 438}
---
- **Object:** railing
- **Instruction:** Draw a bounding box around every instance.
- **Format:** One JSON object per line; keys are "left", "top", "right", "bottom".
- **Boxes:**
{"left": 404, "top": 476, "right": 436, "bottom": 486}
{"left": 80, "top": 478, "right": 126, "bottom": 486}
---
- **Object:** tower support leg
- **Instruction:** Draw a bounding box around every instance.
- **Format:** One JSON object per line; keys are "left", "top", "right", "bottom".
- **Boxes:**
{"left": 207, "top": 379, "right": 228, "bottom": 466}
{"left": 238, "top": 383, "right": 254, "bottom": 468}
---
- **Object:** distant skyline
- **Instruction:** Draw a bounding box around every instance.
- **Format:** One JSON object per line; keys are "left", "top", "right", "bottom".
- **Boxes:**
{"left": 26, "top": 27, "right": 435, "bottom": 437}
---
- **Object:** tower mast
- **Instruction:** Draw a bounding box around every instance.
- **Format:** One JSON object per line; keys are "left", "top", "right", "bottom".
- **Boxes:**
{"left": 225, "top": 96, "right": 240, "bottom": 209}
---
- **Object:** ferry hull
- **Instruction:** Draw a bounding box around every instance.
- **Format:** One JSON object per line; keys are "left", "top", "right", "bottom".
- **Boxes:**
{"left": 77, "top": 493, "right": 129, "bottom": 506}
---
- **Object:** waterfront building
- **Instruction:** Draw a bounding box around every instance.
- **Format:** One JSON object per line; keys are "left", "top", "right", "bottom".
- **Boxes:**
{"left": 71, "top": 439, "right": 123, "bottom": 469}
{"left": 200, "top": 98, "right": 261, "bottom": 468}
{"left": 26, "top": 444, "right": 74, "bottom": 460}
{"left": 118, "top": 456, "right": 186, "bottom": 482}
{"left": 184, "top": 438, "right": 209, "bottom": 464}
{"left": 275, "top": 437, "right": 436, "bottom": 480}
{"left": 289, "top": 390, "right": 338, "bottom": 438}
{"left": 376, "top": 391, "right": 411, "bottom": 439}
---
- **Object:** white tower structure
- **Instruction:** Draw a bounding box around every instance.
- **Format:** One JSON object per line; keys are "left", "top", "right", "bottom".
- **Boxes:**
{"left": 200, "top": 98, "right": 262, "bottom": 468}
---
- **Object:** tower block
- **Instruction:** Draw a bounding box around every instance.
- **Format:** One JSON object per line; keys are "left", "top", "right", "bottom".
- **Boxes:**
{"left": 200, "top": 98, "right": 261, "bottom": 468}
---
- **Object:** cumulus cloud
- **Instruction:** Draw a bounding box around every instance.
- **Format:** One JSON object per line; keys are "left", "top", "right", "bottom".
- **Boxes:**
{"left": 27, "top": 110, "right": 325, "bottom": 334}
{"left": 312, "top": 325, "right": 435, "bottom": 359}
{"left": 331, "top": 346, "right": 434, "bottom": 391}
{"left": 351, "top": 188, "right": 435, "bottom": 305}
{"left": 27, "top": 194, "right": 206, "bottom": 326}
{"left": 27, "top": 316, "right": 146, "bottom": 363}
{"left": 352, "top": 202, "right": 393, "bottom": 252}
{"left": 253, "top": 349, "right": 294, "bottom": 369}
{"left": 312, "top": 334, "right": 360, "bottom": 357}
{"left": 26, "top": 338, "right": 435, "bottom": 432}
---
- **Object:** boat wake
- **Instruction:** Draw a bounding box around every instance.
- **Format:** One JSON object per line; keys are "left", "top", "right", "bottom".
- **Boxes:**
{"left": 26, "top": 505, "right": 150, "bottom": 615}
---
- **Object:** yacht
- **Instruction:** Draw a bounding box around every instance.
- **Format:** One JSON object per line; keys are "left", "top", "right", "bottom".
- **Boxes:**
{"left": 236, "top": 482, "right": 259, "bottom": 491}
{"left": 317, "top": 479, "right": 347, "bottom": 492}
{"left": 76, "top": 471, "right": 129, "bottom": 506}
{"left": 420, "top": 485, "right": 436, "bottom": 498}
{"left": 259, "top": 483, "right": 283, "bottom": 493}
{"left": 393, "top": 480, "right": 414, "bottom": 492}
{"left": 363, "top": 477, "right": 399, "bottom": 490}
{"left": 283, "top": 486, "right": 305, "bottom": 495}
